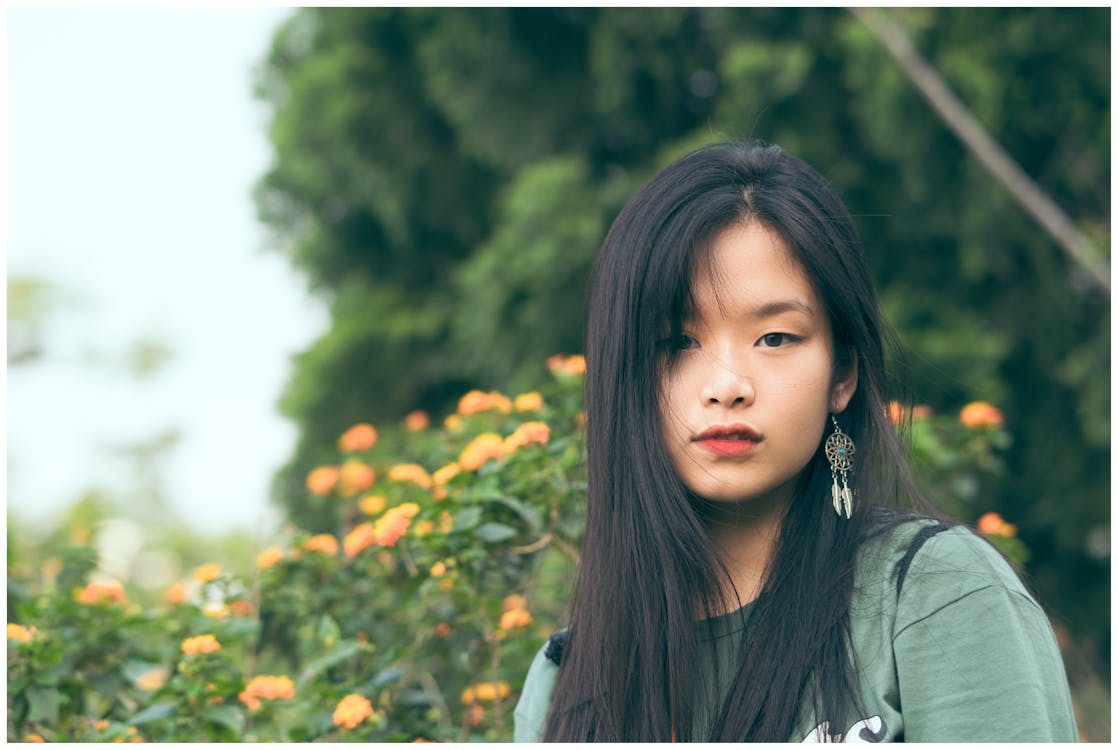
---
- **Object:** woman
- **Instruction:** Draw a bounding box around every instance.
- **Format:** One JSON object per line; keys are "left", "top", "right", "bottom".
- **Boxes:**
{"left": 513, "top": 142, "right": 1077, "bottom": 742}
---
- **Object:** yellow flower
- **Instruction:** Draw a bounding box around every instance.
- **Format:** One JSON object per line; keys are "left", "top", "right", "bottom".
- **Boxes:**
{"left": 338, "top": 423, "right": 378, "bottom": 452}
{"left": 502, "top": 594, "right": 526, "bottom": 612}
{"left": 444, "top": 414, "right": 463, "bottom": 431}
{"left": 404, "top": 410, "right": 430, "bottom": 431}
{"left": 332, "top": 693, "right": 375, "bottom": 729}
{"left": 514, "top": 391, "right": 544, "bottom": 412}
{"left": 458, "top": 433, "right": 506, "bottom": 471}
{"left": 181, "top": 634, "right": 221, "bottom": 656}
{"left": 413, "top": 520, "right": 435, "bottom": 537}
{"left": 439, "top": 511, "right": 454, "bottom": 534}
{"left": 503, "top": 421, "right": 550, "bottom": 452}
{"left": 192, "top": 563, "right": 222, "bottom": 583}
{"left": 239, "top": 674, "right": 296, "bottom": 711}
{"left": 304, "top": 533, "right": 340, "bottom": 557}
{"left": 76, "top": 579, "right": 128, "bottom": 606}
{"left": 359, "top": 494, "right": 387, "bottom": 516}
{"left": 24, "top": 733, "right": 45, "bottom": 743}
{"left": 135, "top": 668, "right": 167, "bottom": 692}
{"left": 429, "top": 561, "right": 447, "bottom": 577}
{"left": 388, "top": 463, "right": 433, "bottom": 489}
{"left": 960, "top": 401, "right": 1004, "bottom": 428}
{"left": 306, "top": 465, "right": 340, "bottom": 496}
{"left": 432, "top": 462, "right": 461, "bottom": 487}
{"left": 255, "top": 546, "right": 284, "bottom": 569}
{"left": 7, "top": 623, "right": 37, "bottom": 643}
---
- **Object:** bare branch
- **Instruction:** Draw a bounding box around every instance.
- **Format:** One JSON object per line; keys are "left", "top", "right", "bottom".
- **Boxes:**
{"left": 850, "top": 7, "right": 1109, "bottom": 295}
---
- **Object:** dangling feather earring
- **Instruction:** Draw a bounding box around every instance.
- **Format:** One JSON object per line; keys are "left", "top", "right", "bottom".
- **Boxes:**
{"left": 824, "top": 415, "right": 855, "bottom": 519}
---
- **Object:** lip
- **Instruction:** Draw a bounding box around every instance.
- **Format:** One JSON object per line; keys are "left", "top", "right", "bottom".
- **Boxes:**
{"left": 692, "top": 423, "right": 762, "bottom": 457}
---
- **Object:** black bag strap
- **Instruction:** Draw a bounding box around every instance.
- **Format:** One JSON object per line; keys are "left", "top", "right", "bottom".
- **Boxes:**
{"left": 895, "top": 522, "right": 950, "bottom": 600}
{"left": 544, "top": 627, "right": 568, "bottom": 665}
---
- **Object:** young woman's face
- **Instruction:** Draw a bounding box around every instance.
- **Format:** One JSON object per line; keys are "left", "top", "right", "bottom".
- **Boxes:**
{"left": 658, "top": 221, "right": 857, "bottom": 508}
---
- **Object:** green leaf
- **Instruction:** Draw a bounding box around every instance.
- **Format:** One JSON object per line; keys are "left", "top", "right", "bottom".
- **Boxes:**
{"left": 25, "top": 686, "right": 62, "bottom": 723}
{"left": 474, "top": 522, "right": 517, "bottom": 543}
{"left": 451, "top": 506, "right": 483, "bottom": 533}
{"left": 202, "top": 704, "right": 246, "bottom": 734}
{"left": 128, "top": 701, "right": 177, "bottom": 726}
{"left": 486, "top": 495, "right": 543, "bottom": 532}
{"left": 317, "top": 614, "right": 341, "bottom": 647}
{"left": 296, "top": 640, "right": 365, "bottom": 689}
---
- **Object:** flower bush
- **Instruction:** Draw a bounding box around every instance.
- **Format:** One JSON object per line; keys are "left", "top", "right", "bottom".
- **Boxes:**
{"left": 8, "top": 358, "right": 1024, "bottom": 741}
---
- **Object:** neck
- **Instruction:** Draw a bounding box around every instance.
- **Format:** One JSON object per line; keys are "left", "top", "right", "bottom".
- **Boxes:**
{"left": 696, "top": 489, "right": 790, "bottom": 614}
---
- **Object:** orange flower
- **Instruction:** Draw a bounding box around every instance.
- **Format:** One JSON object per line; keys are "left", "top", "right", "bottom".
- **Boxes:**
{"left": 457, "top": 389, "right": 513, "bottom": 416}
{"left": 230, "top": 599, "right": 254, "bottom": 617}
{"left": 24, "top": 733, "right": 45, "bottom": 743}
{"left": 164, "top": 582, "right": 189, "bottom": 606}
{"left": 193, "top": 563, "right": 222, "bottom": 583}
{"left": 438, "top": 511, "right": 454, "bottom": 534}
{"left": 465, "top": 681, "right": 511, "bottom": 704}
{"left": 464, "top": 704, "right": 485, "bottom": 727}
{"left": 432, "top": 462, "right": 461, "bottom": 487}
{"left": 498, "top": 607, "right": 533, "bottom": 631}
{"left": 429, "top": 561, "right": 447, "bottom": 577}
{"left": 459, "top": 433, "right": 506, "bottom": 471}
{"left": 514, "top": 391, "right": 544, "bottom": 412}
{"left": 93, "top": 720, "right": 111, "bottom": 731}
{"left": 404, "top": 410, "right": 430, "bottom": 431}
{"left": 239, "top": 675, "right": 296, "bottom": 711}
{"left": 76, "top": 579, "right": 128, "bottom": 606}
{"left": 333, "top": 693, "right": 374, "bottom": 730}
{"left": 977, "top": 512, "right": 1017, "bottom": 538}
{"left": 181, "top": 634, "right": 221, "bottom": 656}
{"left": 503, "top": 421, "right": 550, "bottom": 452}
{"left": 371, "top": 504, "right": 415, "bottom": 547}
{"left": 444, "top": 414, "right": 463, "bottom": 431}
{"left": 547, "top": 353, "right": 586, "bottom": 375}
{"left": 501, "top": 594, "right": 527, "bottom": 612}
{"left": 359, "top": 494, "right": 388, "bottom": 516}
{"left": 413, "top": 520, "right": 435, "bottom": 537}
{"left": 304, "top": 533, "right": 340, "bottom": 557}
{"left": 338, "top": 423, "right": 378, "bottom": 453}
{"left": 306, "top": 465, "right": 340, "bottom": 496}
{"left": 256, "top": 546, "right": 284, "bottom": 569}
{"left": 344, "top": 522, "right": 377, "bottom": 559}
{"left": 435, "top": 622, "right": 451, "bottom": 638}
{"left": 960, "top": 401, "right": 1004, "bottom": 428}
{"left": 339, "top": 460, "right": 376, "bottom": 495}
{"left": 7, "top": 623, "right": 37, "bottom": 643}
{"left": 388, "top": 463, "right": 433, "bottom": 489}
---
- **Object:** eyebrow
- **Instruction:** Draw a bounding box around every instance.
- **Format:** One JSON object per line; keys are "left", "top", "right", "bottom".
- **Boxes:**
{"left": 749, "top": 300, "right": 816, "bottom": 319}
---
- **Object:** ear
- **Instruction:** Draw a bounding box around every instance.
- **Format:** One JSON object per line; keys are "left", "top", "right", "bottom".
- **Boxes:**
{"left": 830, "top": 354, "right": 858, "bottom": 413}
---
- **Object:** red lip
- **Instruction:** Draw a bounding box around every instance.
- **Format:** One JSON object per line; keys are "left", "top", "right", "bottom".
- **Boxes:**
{"left": 693, "top": 423, "right": 762, "bottom": 457}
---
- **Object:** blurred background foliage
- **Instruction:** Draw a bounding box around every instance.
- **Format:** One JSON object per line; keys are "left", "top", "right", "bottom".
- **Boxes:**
{"left": 253, "top": 6, "right": 1108, "bottom": 693}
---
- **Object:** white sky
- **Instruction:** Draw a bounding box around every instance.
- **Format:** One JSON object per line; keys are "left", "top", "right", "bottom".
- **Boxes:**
{"left": 6, "top": 7, "right": 329, "bottom": 537}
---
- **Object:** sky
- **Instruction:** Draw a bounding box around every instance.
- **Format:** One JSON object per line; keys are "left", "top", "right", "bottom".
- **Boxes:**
{"left": 6, "top": 7, "right": 329, "bottom": 539}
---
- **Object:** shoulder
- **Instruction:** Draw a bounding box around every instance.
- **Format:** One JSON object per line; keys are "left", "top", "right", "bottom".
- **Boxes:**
{"left": 513, "top": 638, "right": 561, "bottom": 742}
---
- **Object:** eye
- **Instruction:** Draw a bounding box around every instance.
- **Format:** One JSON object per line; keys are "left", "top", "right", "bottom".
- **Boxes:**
{"left": 758, "top": 332, "right": 798, "bottom": 348}
{"left": 658, "top": 333, "right": 699, "bottom": 352}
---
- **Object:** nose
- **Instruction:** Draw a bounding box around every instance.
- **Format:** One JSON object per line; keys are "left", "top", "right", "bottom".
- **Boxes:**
{"left": 700, "top": 353, "right": 755, "bottom": 407}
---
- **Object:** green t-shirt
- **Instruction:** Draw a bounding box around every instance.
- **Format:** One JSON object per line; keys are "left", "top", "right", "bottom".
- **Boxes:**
{"left": 513, "top": 520, "right": 1078, "bottom": 742}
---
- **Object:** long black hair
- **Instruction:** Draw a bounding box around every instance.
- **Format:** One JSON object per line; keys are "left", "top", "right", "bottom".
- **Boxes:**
{"left": 545, "top": 141, "right": 934, "bottom": 741}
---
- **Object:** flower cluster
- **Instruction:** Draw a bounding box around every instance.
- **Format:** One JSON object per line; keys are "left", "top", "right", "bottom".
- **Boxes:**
{"left": 457, "top": 390, "right": 513, "bottom": 416}
{"left": 8, "top": 622, "right": 38, "bottom": 643}
{"left": 333, "top": 693, "right": 376, "bottom": 729}
{"left": 546, "top": 353, "right": 586, "bottom": 376}
{"left": 960, "top": 401, "right": 1004, "bottom": 428}
{"left": 239, "top": 675, "right": 296, "bottom": 710}
{"left": 339, "top": 423, "right": 378, "bottom": 452}
{"left": 304, "top": 533, "right": 340, "bottom": 556}
{"left": 977, "top": 511, "right": 1017, "bottom": 538}
{"left": 343, "top": 502, "right": 420, "bottom": 558}
{"left": 75, "top": 579, "right": 127, "bottom": 606}
{"left": 180, "top": 634, "right": 221, "bottom": 656}
{"left": 460, "top": 681, "right": 511, "bottom": 705}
